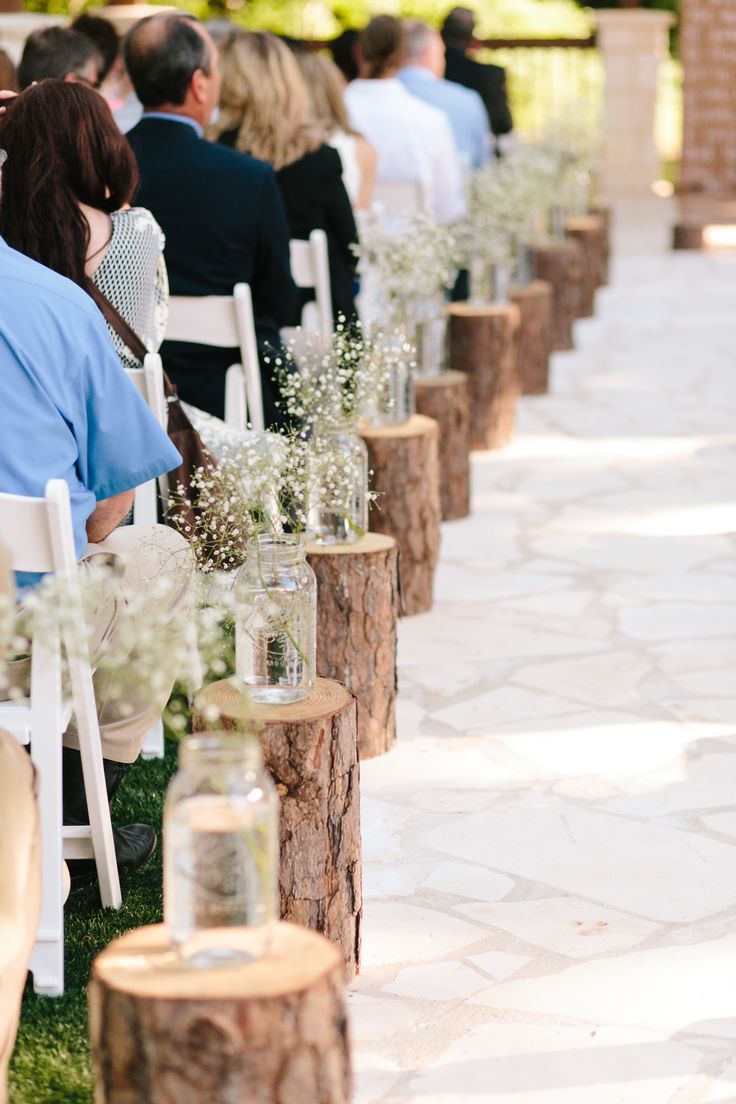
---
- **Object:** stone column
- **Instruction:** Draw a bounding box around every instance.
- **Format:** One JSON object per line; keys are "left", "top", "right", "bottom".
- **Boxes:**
{"left": 674, "top": 0, "right": 736, "bottom": 248}
{"left": 595, "top": 9, "right": 675, "bottom": 197}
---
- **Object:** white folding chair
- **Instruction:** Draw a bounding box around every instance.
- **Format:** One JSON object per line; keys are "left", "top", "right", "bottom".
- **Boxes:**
{"left": 288, "top": 229, "right": 334, "bottom": 337}
{"left": 166, "top": 284, "right": 264, "bottom": 433}
{"left": 373, "top": 180, "right": 429, "bottom": 223}
{"left": 0, "top": 480, "right": 121, "bottom": 995}
{"left": 123, "top": 354, "right": 203, "bottom": 760}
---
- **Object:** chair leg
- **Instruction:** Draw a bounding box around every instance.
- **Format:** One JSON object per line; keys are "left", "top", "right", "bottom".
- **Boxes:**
{"left": 184, "top": 620, "right": 204, "bottom": 700}
{"left": 141, "top": 717, "right": 164, "bottom": 761}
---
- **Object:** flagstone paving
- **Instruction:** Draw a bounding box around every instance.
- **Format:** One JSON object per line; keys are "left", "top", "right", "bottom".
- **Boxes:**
{"left": 350, "top": 201, "right": 736, "bottom": 1104}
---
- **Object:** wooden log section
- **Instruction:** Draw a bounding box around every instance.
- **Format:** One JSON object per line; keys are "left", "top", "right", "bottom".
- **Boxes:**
{"left": 89, "top": 922, "right": 352, "bottom": 1104}
{"left": 532, "top": 239, "right": 585, "bottom": 350}
{"left": 447, "top": 303, "right": 520, "bottom": 451}
{"left": 359, "top": 414, "right": 441, "bottom": 617}
{"left": 305, "top": 534, "right": 398, "bottom": 761}
{"left": 510, "top": 280, "right": 554, "bottom": 396}
{"left": 415, "top": 370, "right": 471, "bottom": 521}
{"left": 591, "top": 205, "right": 611, "bottom": 286}
{"left": 565, "top": 215, "right": 607, "bottom": 317}
{"left": 193, "top": 678, "right": 361, "bottom": 979}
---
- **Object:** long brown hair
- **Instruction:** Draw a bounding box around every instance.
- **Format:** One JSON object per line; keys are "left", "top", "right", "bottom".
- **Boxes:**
{"left": 0, "top": 80, "right": 139, "bottom": 286}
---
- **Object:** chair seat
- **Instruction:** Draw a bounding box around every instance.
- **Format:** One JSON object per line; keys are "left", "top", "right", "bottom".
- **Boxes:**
{"left": 0, "top": 698, "right": 73, "bottom": 746}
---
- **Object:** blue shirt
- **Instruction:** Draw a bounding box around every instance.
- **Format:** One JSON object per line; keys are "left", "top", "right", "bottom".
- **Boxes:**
{"left": 0, "top": 238, "right": 181, "bottom": 587}
{"left": 399, "top": 66, "right": 491, "bottom": 171}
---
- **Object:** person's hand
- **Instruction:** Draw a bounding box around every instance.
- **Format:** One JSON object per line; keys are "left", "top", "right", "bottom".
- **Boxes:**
{"left": 0, "top": 90, "right": 17, "bottom": 116}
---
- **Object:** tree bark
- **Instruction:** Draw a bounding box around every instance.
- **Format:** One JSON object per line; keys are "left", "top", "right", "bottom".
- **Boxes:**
{"left": 565, "top": 215, "right": 607, "bottom": 317}
{"left": 447, "top": 303, "right": 521, "bottom": 450}
{"left": 305, "top": 535, "right": 398, "bottom": 761}
{"left": 193, "top": 678, "right": 361, "bottom": 979}
{"left": 415, "top": 371, "right": 471, "bottom": 521}
{"left": 89, "top": 922, "right": 352, "bottom": 1104}
{"left": 510, "top": 280, "right": 554, "bottom": 395}
{"left": 359, "top": 414, "right": 441, "bottom": 616}
{"left": 532, "top": 240, "right": 585, "bottom": 350}
{"left": 590, "top": 205, "right": 612, "bottom": 285}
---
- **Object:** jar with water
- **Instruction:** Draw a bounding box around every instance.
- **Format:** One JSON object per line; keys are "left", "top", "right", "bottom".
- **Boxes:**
{"left": 235, "top": 533, "right": 316, "bottom": 704}
{"left": 307, "top": 423, "right": 369, "bottom": 544}
{"left": 164, "top": 732, "right": 279, "bottom": 967}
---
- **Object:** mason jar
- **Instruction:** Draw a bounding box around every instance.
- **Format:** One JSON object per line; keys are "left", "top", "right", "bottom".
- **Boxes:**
{"left": 514, "top": 237, "right": 535, "bottom": 286}
{"left": 549, "top": 204, "right": 568, "bottom": 242}
{"left": 235, "top": 533, "right": 316, "bottom": 704}
{"left": 164, "top": 732, "right": 279, "bottom": 967}
{"left": 469, "top": 259, "right": 511, "bottom": 305}
{"left": 363, "top": 329, "right": 415, "bottom": 427}
{"left": 307, "top": 422, "right": 369, "bottom": 545}
{"left": 414, "top": 295, "right": 447, "bottom": 379}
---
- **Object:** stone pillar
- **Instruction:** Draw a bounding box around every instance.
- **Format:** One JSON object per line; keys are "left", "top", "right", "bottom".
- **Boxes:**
{"left": 595, "top": 9, "right": 675, "bottom": 197}
{"left": 674, "top": 0, "right": 736, "bottom": 248}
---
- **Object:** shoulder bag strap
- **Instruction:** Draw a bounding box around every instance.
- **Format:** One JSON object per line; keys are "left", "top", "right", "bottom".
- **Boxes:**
{"left": 84, "top": 277, "right": 150, "bottom": 364}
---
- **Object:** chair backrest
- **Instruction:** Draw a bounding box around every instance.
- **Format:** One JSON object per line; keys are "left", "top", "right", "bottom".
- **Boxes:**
{"left": 123, "top": 354, "right": 168, "bottom": 525}
{"left": 373, "top": 180, "right": 428, "bottom": 222}
{"left": 0, "top": 480, "right": 77, "bottom": 579}
{"left": 166, "top": 284, "right": 264, "bottom": 432}
{"left": 289, "top": 230, "right": 333, "bottom": 337}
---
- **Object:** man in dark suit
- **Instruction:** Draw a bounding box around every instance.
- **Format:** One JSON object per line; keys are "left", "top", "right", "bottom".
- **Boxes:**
{"left": 441, "top": 6, "right": 513, "bottom": 149}
{"left": 124, "top": 13, "right": 299, "bottom": 426}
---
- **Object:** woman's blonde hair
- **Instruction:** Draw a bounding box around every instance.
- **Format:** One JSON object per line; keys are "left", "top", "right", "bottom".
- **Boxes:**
{"left": 295, "top": 51, "right": 356, "bottom": 138}
{"left": 209, "top": 31, "right": 325, "bottom": 170}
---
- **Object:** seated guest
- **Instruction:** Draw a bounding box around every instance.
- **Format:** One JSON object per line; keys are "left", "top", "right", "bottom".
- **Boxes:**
{"left": 400, "top": 19, "right": 490, "bottom": 172}
{"left": 17, "top": 26, "right": 102, "bottom": 89}
{"left": 0, "top": 81, "right": 166, "bottom": 374}
{"left": 441, "top": 6, "right": 513, "bottom": 148}
{"left": 210, "top": 32, "right": 359, "bottom": 325}
{"left": 330, "top": 28, "right": 360, "bottom": 83}
{"left": 295, "top": 49, "right": 377, "bottom": 212}
{"left": 0, "top": 231, "right": 191, "bottom": 877}
{"left": 124, "top": 13, "right": 299, "bottom": 425}
{"left": 72, "top": 12, "right": 142, "bottom": 133}
{"left": 345, "top": 15, "right": 466, "bottom": 224}
{"left": 71, "top": 13, "right": 119, "bottom": 86}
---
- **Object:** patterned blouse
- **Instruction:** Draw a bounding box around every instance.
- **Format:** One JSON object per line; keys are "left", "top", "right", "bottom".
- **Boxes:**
{"left": 91, "top": 207, "right": 169, "bottom": 371}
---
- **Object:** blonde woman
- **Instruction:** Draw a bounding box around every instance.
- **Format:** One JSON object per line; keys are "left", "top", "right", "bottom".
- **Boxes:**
{"left": 210, "top": 31, "right": 359, "bottom": 323}
{"left": 295, "top": 50, "right": 377, "bottom": 212}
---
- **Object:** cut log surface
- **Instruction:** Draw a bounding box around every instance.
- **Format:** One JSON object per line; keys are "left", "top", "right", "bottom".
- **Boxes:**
{"left": 565, "top": 215, "right": 607, "bottom": 317}
{"left": 89, "top": 921, "right": 351, "bottom": 1104}
{"left": 532, "top": 240, "right": 585, "bottom": 351}
{"left": 447, "top": 303, "right": 521, "bottom": 450}
{"left": 510, "top": 280, "right": 554, "bottom": 395}
{"left": 305, "top": 534, "right": 398, "bottom": 760}
{"left": 415, "top": 371, "right": 471, "bottom": 521}
{"left": 359, "top": 414, "right": 441, "bottom": 617}
{"left": 193, "top": 678, "right": 361, "bottom": 978}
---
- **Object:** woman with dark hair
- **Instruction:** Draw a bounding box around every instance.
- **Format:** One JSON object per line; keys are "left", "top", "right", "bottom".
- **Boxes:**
{"left": 0, "top": 79, "right": 166, "bottom": 371}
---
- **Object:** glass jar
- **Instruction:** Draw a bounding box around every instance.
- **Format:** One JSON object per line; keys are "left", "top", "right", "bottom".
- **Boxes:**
{"left": 469, "top": 259, "right": 511, "bottom": 305}
{"left": 363, "top": 329, "right": 415, "bottom": 427}
{"left": 235, "top": 533, "right": 316, "bottom": 704}
{"left": 307, "top": 422, "right": 369, "bottom": 544}
{"left": 514, "top": 238, "right": 535, "bottom": 286}
{"left": 414, "top": 296, "right": 447, "bottom": 379}
{"left": 164, "top": 732, "right": 279, "bottom": 967}
{"left": 549, "top": 204, "right": 568, "bottom": 242}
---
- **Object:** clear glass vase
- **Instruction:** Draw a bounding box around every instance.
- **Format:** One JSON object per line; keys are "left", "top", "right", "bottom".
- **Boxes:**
{"left": 235, "top": 533, "right": 316, "bottom": 704}
{"left": 469, "top": 259, "right": 511, "bottom": 305}
{"left": 164, "top": 732, "right": 279, "bottom": 967}
{"left": 307, "top": 422, "right": 369, "bottom": 545}
{"left": 363, "top": 329, "right": 415, "bottom": 427}
{"left": 414, "top": 296, "right": 447, "bottom": 379}
{"left": 549, "top": 204, "right": 568, "bottom": 242}
{"left": 514, "top": 238, "right": 535, "bottom": 286}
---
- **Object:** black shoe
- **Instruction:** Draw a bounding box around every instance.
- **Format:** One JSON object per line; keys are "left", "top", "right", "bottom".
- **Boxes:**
{"left": 62, "top": 747, "right": 128, "bottom": 826}
{"left": 68, "top": 824, "right": 158, "bottom": 889}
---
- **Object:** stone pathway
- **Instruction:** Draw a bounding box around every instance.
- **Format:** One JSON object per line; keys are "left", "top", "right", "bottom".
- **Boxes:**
{"left": 351, "top": 202, "right": 736, "bottom": 1104}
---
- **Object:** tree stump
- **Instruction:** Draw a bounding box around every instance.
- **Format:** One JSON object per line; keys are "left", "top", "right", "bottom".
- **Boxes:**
{"left": 591, "top": 205, "right": 611, "bottom": 285}
{"left": 565, "top": 215, "right": 607, "bottom": 317}
{"left": 415, "top": 370, "right": 471, "bottom": 521}
{"left": 192, "top": 678, "right": 361, "bottom": 978}
{"left": 0, "top": 732, "right": 41, "bottom": 1104}
{"left": 447, "top": 303, "right": 520, "bottom": 450}
{"left": 510, "top": 280, "right": 554, "bottom": 395}
{"left": 532, "top": 240, "right": 585, "bottom": 350}
{"left": 89, "top": 921, "right": 352, "bottom": 1104}
{"left": 359, "top": 414, "right": 441, "bottom": 617}
{"left": 305, "top": 534, "right": 398, "bottom": 761}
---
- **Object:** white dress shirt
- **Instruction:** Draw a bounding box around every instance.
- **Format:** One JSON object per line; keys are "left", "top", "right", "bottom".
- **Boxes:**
{"left": 345, "top": 77, "right": 466, "bottom": 224}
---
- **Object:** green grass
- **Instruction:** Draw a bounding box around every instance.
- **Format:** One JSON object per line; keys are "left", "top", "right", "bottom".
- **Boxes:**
{"left": 8, "top": 741, "right": 180, "bottom": 1104}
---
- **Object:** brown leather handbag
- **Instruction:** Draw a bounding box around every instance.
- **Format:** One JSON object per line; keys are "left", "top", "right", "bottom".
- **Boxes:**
{"left": 84, "top": 280, "right": 217, "bottom": 537}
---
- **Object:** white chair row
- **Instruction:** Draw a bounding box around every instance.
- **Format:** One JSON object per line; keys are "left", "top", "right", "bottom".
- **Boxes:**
{"left": 0, "top": 480, "right": 120, "bottom": 995}
{"left": 165, "top": 230, "right": 333, "bottom": 434}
